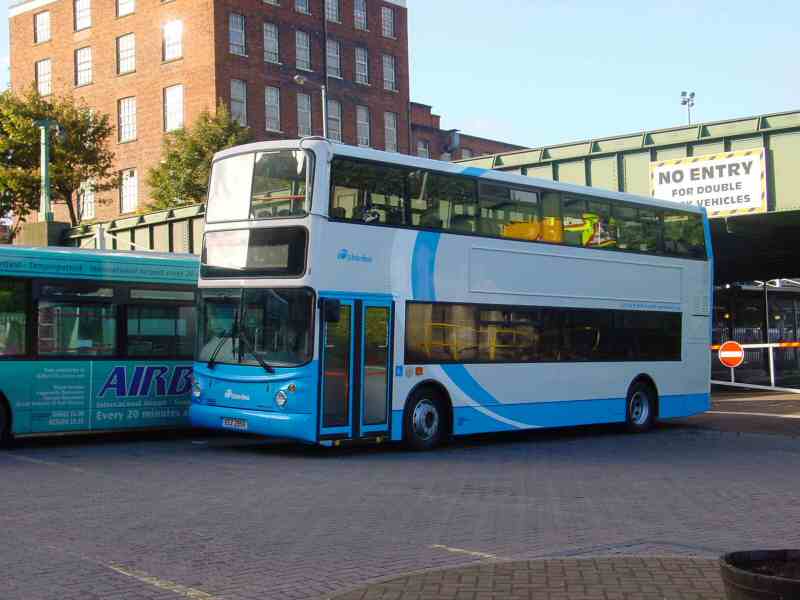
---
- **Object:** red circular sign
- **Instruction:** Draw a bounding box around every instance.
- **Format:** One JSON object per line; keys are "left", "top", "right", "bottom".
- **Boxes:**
{"left": 718, "top": 341, "right": 745, "bottom": 368}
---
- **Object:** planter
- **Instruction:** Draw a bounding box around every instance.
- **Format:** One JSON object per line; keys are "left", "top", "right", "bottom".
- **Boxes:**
{"left": 720, "top": 550, "right": 800, "bottom": 599}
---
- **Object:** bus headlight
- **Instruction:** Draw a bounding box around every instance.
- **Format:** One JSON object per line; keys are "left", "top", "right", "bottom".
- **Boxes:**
{"left": 192, "top": 378, "right": 202, "bottom": 399}
{"left": 275, "top": 389, "right": 288, "bottom": 408}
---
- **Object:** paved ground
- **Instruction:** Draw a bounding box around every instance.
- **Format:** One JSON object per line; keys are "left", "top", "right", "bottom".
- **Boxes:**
{"left": 1, "top": 391, "right": 799, "bottom": 600}
{"left": 331, "top": 557, "right": 726, "bottom": 600}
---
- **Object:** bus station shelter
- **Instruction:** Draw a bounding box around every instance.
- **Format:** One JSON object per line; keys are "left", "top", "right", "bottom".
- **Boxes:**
{"left": 460, "top": 110, "right": 800, "bottom": 391}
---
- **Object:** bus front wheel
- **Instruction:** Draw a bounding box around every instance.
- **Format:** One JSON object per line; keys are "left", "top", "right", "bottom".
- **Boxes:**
{"left": 404, "top": 388, "right": 447, "bottom": 451}
{"left": 625, "top": 380, "right": 656, "bottom": 433}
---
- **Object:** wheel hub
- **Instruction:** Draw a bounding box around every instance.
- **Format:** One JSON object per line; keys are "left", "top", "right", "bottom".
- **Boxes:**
{"left": 412, "top": 399, "right": 439, "bottom": 440}
{"left": 630, "top": 391, "right": 650, "bottom": 425}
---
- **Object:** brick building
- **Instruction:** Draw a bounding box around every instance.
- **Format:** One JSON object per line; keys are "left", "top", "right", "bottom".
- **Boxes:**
{"left": 8, "top": 0, "right": 520, "bottom": 225}
{"left": 410, "top": 102, "right": 524, "bottom": 161}
{"left": 9, "top": 0, "right": 410, "bottom": 223}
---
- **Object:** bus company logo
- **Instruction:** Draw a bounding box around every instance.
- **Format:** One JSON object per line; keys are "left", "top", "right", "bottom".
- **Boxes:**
{"left": 99, "top": 365, "right": 193, "bottom": 398}
{"left": 336, "top": 248, "right": 373, "bottom": 263}
{"left": 224, "top": 389, "right": 250, "bottom": 402}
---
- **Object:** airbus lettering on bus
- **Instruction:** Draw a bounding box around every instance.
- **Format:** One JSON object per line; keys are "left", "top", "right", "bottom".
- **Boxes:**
{"left": 190, "top": 138, "right": 712, "bottom": 450}
{"left": 0, "top": 246, "right": 198, "bottom": 443}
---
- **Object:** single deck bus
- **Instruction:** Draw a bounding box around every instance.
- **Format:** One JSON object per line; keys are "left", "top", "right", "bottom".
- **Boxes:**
{"left": 0, "top": 246, "right": 198, "bottom": 444}
{"left": 191, "top": 138, "right": 712, "bottom": 449}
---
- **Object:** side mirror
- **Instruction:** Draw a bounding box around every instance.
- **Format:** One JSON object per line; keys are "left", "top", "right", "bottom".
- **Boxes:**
{"left": 322, "top": 298, "right": 341, "bottom": 323}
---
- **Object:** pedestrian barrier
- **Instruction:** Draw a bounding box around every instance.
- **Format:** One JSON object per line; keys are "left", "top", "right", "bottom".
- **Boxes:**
{"left": 711, "top": 341, "right": 800, "bottom": 393}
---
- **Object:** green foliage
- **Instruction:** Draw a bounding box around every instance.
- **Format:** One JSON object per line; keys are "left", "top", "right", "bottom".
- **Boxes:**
{"left": 147, "top": 105, "right": 252, "bottom": 211}
{"left": 0, "top": 88, "right": 115, "bottom": 230}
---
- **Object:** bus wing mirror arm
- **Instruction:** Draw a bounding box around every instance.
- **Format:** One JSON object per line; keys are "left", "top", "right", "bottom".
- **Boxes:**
{"left": 322, "top": 299, "right": 341, "bottom": 323}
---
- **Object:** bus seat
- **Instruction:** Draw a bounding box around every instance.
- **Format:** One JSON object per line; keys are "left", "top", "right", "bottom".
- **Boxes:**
{"left": 420, "top": 211, "right": 443, "bottom": 229}
{"left": 331, "top": 206, "right": 347, "bottom": 219}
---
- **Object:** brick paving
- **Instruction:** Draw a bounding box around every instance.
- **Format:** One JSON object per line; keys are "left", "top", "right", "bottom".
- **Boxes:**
{"left": 1, "top": 407, "right": 799, "bottom": 600}
{"left": 329, "top": 557, "right": 726, "bottom": 600}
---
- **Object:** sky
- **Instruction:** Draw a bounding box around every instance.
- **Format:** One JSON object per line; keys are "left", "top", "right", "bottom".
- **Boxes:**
{"left": 2, "top": 0, "right": 798, "bottom": 148}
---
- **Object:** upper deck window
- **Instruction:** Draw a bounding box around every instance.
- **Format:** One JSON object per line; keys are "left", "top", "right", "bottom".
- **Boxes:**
{"left": 206, "top": 150, "right": 314, "bottom": 223}
{"left": 329, "top": 156, "right": 706, "bottom": 260}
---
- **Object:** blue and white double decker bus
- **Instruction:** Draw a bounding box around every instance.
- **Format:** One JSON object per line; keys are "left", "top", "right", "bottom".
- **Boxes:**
{"left": 0, "top": 246, "right": 198, "bottom": 444}
{"left": 191, "top": 139, "right": 712, "bottom": 449}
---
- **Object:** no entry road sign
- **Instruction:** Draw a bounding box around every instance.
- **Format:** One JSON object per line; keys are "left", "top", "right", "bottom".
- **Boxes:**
{"left": 718, "top": 341, "right": 745, "bottom": 369}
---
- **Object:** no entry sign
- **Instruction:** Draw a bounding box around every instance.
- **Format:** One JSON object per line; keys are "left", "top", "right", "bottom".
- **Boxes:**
{"left": 718, "top": 341, "right": 745, "bottom": 369}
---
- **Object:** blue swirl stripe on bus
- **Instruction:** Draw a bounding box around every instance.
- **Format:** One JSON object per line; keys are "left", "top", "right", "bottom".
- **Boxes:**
{"left": 410, "top": 231, "right": 440, "bottom": 301}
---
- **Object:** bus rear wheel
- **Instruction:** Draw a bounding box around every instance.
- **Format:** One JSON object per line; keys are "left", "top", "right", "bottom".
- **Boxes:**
{"left": 625, "top": 381, "right": 656, "bottom": 433}
{"left": 404, "top": 388, "right": 447, "bottom": 451}
{"left": 0, "top": 398, "right": 11, "bottom": 448}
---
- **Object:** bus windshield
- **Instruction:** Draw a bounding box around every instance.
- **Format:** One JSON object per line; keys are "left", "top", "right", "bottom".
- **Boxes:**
{"left": 206, "top": 149, "right": 314, "bottom": 223}
{"left": 197, "top": 288, "right": 314, "bottom": 367}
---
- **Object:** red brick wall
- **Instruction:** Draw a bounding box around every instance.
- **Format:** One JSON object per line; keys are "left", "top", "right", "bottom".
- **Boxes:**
{"left": 10, "top": 0, "right": 218, "bottom": 223}
{"left": 212, "top": 0, "right": 410, "bottom": 151}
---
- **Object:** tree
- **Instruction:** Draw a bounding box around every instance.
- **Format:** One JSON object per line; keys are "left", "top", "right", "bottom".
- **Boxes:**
{"left": 0, "top": 89, "right": 116, "bottom": 231}
{"left": 147, "top": 105, "right": 252, "bottom": 211}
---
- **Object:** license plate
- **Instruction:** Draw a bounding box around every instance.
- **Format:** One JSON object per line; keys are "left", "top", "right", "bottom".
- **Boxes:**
{"left": 222, "top": 417, "right": 248, "bottom": 431}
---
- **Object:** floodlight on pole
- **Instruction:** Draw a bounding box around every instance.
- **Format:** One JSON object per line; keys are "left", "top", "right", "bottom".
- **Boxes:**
{"left": 293, "top": 74, "right": 328, "bottom": 138}
{"left": 680, "top": 91, "right": 696, "bottom": 125}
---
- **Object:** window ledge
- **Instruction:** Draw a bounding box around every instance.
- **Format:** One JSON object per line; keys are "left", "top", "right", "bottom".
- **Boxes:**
{"left": 355, "top": 80, "right": 370, "bottom": 87}
{"left": 265, "top": 128, "right": 284, "bottom": 134}
{"left": 118, "top": 139, "right": 138, "bottom": 145}
{"left": 117, "top": 70, "right": 137, "bottom": 77}
{"left": 327, "top": 73, "right": 343, "bottom": 80}
{"left": 34, "top": 39, "right": 52, "bottom": 46}
{"left": 265, "top": 60, "right": 283, "bottom": 66}
{"left": 162, "top": 56, "right": 184, "bottom": 65}
{"left": 296, "top": 66, "right": 314, "bottom": 73}
{"left": 230, "top": 51, "right": 249, "bottom": 58}
{"left": 75, "top": 81, "right": 93, "bottom": 88}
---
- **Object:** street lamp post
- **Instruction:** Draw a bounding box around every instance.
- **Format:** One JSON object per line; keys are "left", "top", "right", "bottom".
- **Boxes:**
{"left": 33, "top": 118, "right": 61, "bottom": 223}
{"left": 293, "top": 74, "right": 327, "bottom": 138}
{"left": 680, "top": 91, "right": 696, "bottom": 125}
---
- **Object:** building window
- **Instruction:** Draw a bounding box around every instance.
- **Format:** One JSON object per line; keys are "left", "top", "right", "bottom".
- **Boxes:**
{"left": 231, "top": 79, "right": 247, "bottom": 126}
{"left": 417, "top": 140, "right": 429, "bottom": 159}
{"left": 382, "top": 54, "right": 397, "bottom": 91}
{"left": 327, "top": 99, "right": 342, "bottom": 142}
{"left": 80, "top": 182, "right": 95, "bottom": 220}
{"left": 162, "top": 20, "right": 183, "bottom": 61}
{"left": 461, "top": 148, "right": 474, "bottom": 159}
{"left": 354, "top": 0, "right": 367, "bottom": 30}
{"left": 34, "top": 11, "right": 51, "bottom": 43}
{"left": 74, "top": 0, "right": 91, "bottom": 31}
{"left": 327, "top": 39, "right": 341, "bottom": 78}
{"left": 263, "top": 22, "right": 279, "bottom": 63}
{"left": 75, "top": 47, "right": 92, "bottom": 86}
{"left": 118, "top": 97, "right": 137, "bottom": 142}
{"left": 117, "top": 0, "right": 134, "bottom": 17}
{"left": 295, "top": 0, "right": 310, "bottom": 14}
{"left": 356, "top": 105, "right": 370, "bottom": 147}
{"left": 229, "top": 13, "right": 246, "bottom": 56}
{"left": 325, "top": 0, "right": 340, "bottom": 22}
{"left": 265, "top": 86, "right": 281, "bottom": 132}
{"left": 381, "top": 6, "right": 395, "bottom": 38}
{"left": 35, "top": 59, "right": 52, "bottom": 96}
{"left": 164, "top": 84, "right": 184, "bottom": 131}
{"left": 117, "top": 33, "right": 135, "bottom": 74}
{"left": 296, "top": 30, "right": 311, "bottom": 70}
{"left": 355, "top": 47, "right": 369, "bottom": 84}
{"left": 120, "top": 168, "right": 138, "bottom": 213}
{"left": 297, "top": 92, "right": 312, "bottom": 137}
{"left": 384, "top": 112, "right": 397, "bottom": 152}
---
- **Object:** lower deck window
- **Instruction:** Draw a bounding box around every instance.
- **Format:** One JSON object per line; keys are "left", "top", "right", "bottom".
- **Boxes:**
{"left": 37, "top": 302, "right": 116, "bottom": 356}
{"left": 0, "top": 280, "right": 28, "bottom": 356}
{"left": 127, "top": 305, "right": 196, "bottom": 358}
{"left": 405, "top": 302, "right": 681, "bottom": 364}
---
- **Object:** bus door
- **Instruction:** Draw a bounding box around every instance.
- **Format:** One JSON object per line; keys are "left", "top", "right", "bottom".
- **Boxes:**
{"left": 319, "top": 297, "right": 392, "bottom": 441}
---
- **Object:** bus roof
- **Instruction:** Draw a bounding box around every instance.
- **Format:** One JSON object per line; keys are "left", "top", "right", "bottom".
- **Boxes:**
{"left": 0, "top": 245, "right": 199, "bottom": 285}
{"left": 213, "top": 138, "right": 706, "bottom": 217}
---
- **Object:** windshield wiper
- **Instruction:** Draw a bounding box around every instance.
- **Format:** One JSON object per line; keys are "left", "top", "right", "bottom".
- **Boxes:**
{"left": 236, "top": 330, "right": 276, "bottom": 374}
{"left": 207, "top": 309, "right": 239, "bottom": 369}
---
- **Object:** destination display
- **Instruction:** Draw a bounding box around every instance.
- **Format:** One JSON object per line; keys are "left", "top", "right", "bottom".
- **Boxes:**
{"left": 650, "top": 149, "right": 766, "bottom": 218}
